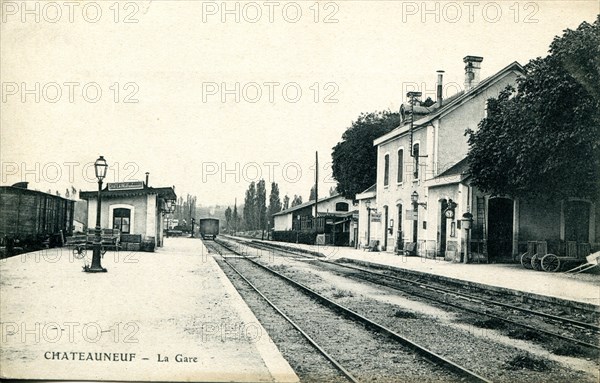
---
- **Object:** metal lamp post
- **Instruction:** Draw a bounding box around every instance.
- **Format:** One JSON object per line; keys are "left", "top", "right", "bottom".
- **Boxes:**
{"left": 163, "top": 199, "right": 173, "bottom": 237}
{"left": 84, "top": 155, "right": 108, "bottom": 273}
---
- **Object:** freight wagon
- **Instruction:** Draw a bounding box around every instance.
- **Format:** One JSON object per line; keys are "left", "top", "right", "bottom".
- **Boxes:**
{"left": 0, "top": 183, "right": 75, "bottom": 255}
{"left": 199, "top": 218, "right": 219, "bottom": 240}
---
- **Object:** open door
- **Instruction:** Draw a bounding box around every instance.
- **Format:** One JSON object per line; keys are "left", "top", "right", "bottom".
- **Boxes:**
{"left": 487, "top": 197, "right": 513, "bottom": 262}
{"left": 439, "top": 200, "right": 448, "bottom": 256}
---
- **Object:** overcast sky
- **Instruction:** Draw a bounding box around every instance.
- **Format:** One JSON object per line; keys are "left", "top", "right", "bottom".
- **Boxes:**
{"left": 1, "top": 1, "right": 598, "bottom": 206}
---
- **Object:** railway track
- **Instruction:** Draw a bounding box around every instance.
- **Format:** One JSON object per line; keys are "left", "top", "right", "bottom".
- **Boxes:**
{"left": 228, "top": 237, "right": 600, "bottom": 352}
{"left": 207, "top": 239, "right": 492, "bottom": 383}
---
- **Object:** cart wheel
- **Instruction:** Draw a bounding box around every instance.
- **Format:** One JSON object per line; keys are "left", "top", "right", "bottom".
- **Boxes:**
{"left": 541, "top": 254, "right": 561, "bottom": 272}
{"left": 73, "top": 245, "right": 86, "bottom": 259}
{"left": 520, "top": 252, "right": 533, "bottom": 269}
{"left": 531, "top": 253, "right": 542, "bottom": 271}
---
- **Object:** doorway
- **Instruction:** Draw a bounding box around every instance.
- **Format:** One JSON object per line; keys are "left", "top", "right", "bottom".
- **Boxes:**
{"left": 439, "top": 199, "right": 448, "bottom": 256}
{"left": 564, "top": 201, "right": 590, "bottom": 242}
{"left": 396, "top": 204, "right": 403, "bottom": 252}
{"left": 487, "top": 197, "right": 513, "bottom": 261}
{"left": 383, "top": 205, "right": 389, "bottom": 251}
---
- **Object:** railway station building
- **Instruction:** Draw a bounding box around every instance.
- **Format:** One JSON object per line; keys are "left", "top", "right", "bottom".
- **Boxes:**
{"left": 365, "top": 55, "right": 599, "bottom": 262}
{"left": 80, "top": 179, "right": 176, "bottom": 250}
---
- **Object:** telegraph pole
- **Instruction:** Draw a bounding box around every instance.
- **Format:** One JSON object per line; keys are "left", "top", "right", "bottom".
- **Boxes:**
{"left": 314, "top": 151, "right": 318, "bottom": 231}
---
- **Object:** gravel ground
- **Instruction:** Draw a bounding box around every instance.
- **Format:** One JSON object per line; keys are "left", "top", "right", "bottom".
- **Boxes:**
{"left": 217, "top": 253, "right": 469, "bottom": 382}
{"left": 214, "top": 256, "right": 345, "bottom": 383}
{"left": 346, "top": 260, "right": 600, "bottom": 327}
{"left": 318, "top": 261, "right": 600, "bottom": 353}
{"left": 219, "top": 239, "right": 597, "bottom": 383}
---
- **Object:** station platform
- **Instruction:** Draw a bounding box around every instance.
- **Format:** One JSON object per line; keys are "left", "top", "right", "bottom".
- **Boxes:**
{"left": 0, "top": 237, "right": 298, "bottom": 382}
{"left": 230, "top": 236, "right": 600, "bottom": 309}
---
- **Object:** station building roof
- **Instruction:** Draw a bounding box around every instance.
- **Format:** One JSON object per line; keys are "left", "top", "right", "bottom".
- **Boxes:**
{"left": 272, "top": 194, "right": 345, "bottom": 216}
{"left": 80, "top": 185, "right": 176, "bottom": 201}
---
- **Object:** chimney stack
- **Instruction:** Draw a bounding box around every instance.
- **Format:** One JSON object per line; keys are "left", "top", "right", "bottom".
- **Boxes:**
{"left": 145, "top": 172, "right": 149, "bottom": 187}
{"left": 463, "top": 56, "right": 483, "bottom": 90}
{"left": 436, "top": 70, "right": 444, "bottom": 107}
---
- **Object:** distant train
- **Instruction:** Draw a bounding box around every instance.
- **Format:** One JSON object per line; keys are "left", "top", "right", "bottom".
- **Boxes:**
{"left": 199, "top": 218, "right": 219, "bottom": 240}
{"left": 0, "top": 183, "right": 75, "bottom": 256}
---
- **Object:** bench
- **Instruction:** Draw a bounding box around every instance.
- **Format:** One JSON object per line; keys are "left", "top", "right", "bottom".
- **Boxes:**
{"left": 85, "top": 229, "right": 121, "bottom": 253}
{"left": 362, "top": 240, "right": 379, "bottom": 252}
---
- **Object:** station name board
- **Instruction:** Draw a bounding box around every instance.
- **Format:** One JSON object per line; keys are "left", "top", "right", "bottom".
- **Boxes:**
{"left": 370, "top": 212, "right": 381, "bottom": 222}
{"left": 107, "top": 181, "right": 144, "bottom": 191}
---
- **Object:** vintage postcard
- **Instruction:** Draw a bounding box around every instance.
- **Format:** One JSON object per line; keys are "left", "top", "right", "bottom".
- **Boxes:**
{"left": 1, "top": 1, "right": 599, "bottom": 382}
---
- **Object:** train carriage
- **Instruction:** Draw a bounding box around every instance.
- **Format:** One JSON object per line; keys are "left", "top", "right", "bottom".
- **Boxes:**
{"left": 199, "top": 218, "right": 219, "bottom": 240}
{"left": 0, "top": 183, "right": 75, "bottom": 254}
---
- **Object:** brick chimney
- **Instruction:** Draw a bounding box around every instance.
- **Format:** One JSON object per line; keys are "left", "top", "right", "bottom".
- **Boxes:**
{"left": 463, "top": 56, "right": 483, "bottom": 91}
{"left": 436, "top": 70, "right": 444, "bottom": 106}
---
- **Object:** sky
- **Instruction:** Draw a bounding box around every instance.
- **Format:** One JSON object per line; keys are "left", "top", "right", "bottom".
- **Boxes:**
{"left": 1, "top": 0, "right": 598, "bottom": 206}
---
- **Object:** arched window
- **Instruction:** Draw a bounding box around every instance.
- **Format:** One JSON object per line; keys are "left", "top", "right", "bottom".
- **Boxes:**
{"left": 384, "top": 154, "right": 390, "bottom": 186}
{"left": 413, "top": 144, "right": 420, "bottom": 179}
{"left": 113, "top": 208, "right": 131, "bottom": 234}
{"left": 397, "top": 149, "right": 404, "bottom": 183}
{"left": 335, "top": 202, "right": 349, "bottom": 212}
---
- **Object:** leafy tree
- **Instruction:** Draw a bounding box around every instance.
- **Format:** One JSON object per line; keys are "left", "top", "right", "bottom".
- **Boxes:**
{"left": 332, "top": 110, "right": 399, "bottom": 199}
{"left": 232, "top": 201, "right": 239, "bottom": 232}
{"left": 243, "top": 182, "right": 256, "bottom": 230}
{"left": 256, "top": 180, "right": 267, "bottom": 230}
{"left": 268, "top": 182, "right": 282, "bottom": 228}
{"left": 282, "top": 194, "right": 290, "bottom": 210}
{"left": 466, "top": 17, "right": 600, "bottom": 201}
{"left": 421, "top": 97, "right": 435, "bottom": 107}
{"left": 291, "top": 194, "right": 303, "bottom": 207}
{"left": 224, "top": 206, "right": 232, "bottom": 229}
{"left": 309, "top": 185, "right": 316, "bottom": 201}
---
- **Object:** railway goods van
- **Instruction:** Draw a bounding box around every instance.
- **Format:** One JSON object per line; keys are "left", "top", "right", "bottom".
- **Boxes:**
{"left": 199, "top": 218, "right": 219, "bottom": 240}
{"left": 0, "top": 183, "right": 75, "bottom": 254}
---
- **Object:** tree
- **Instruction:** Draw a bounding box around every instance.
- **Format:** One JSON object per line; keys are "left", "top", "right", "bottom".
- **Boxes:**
{"left": 421, "top": 97, "right": 435, "bottom": 107}
{"left": 466, "top": 17, "right": 600, "bottom": 202}
{"left": 309, "top": 185, "right": 316, "bottom": 201}
{"left": 268, "top": 182, "right": 282, "bottom": 228}
{"left": 329, "top": 185, "right": 337, "bottom": 196}
{"left": 243, "top": 182, "right": 257, "bottom": 230}
{"left": 232, "top": 200, "right": 239, "bottom": 232}
{"left": 224, "top": 206, "right": 232, "bottom": 230}
{"left": 256, "top": 180, "right": 267, "bottom": 230}
{"left": 291, "top": 194, "right": 303, "bottom": 207}
{"left": 332, "top": 110, "right": 399, "bottom": 199}
{"left": 282, "top": 194, "right": 290, "bottom": 210}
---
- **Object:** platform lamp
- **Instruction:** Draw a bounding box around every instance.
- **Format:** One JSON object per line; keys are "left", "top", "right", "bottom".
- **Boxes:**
{"left": 411, "top": 191, "right": 427, "bottom": 209}
{"left": 84, "top": 155, "right": 108, "bottom": 273}
{"left": 163, "top": 199, "right": 174, "bottom": 237}
{"left": 365, "top": 199, "right": 372, "bottom": 244}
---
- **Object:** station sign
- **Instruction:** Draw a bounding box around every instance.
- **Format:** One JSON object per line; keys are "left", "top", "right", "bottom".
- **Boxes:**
{"left": 370, "top": 212, "right": 381, "bottom": 222}
{"left": 108, "top": 181, "right": 144, "bottom": 191}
